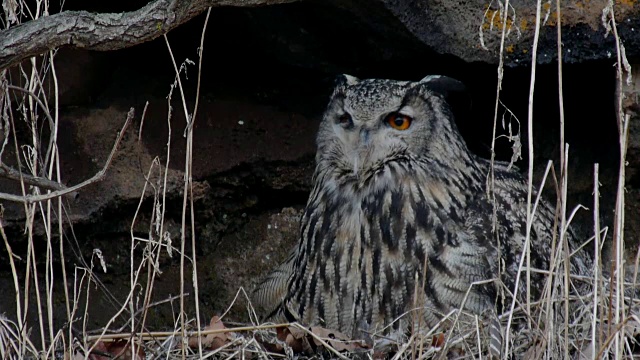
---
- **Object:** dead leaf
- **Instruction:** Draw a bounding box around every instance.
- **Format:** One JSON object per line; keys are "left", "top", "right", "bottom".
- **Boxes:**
{"left": 260, "top": 325, "right": 372, "bottom": 356}
{"left": 431, "top": 333, "right": 445, "bottom": 349}
{"left": 372, "top": 351, "right": 388, "bottom": 360}
{"left": 84, "top": 341, "right": 109, "bottom": 360}
{"left": 188, "top": 315, "right": 232, "bottom": 350}
{"left": 276, "top": 325, "right": 310, "bottom": 353}
{"left": 87, "top": 340, "right": 145, "bottom": 360}
{"left": 308, "top": 326, "right": 370, "bottom": 352}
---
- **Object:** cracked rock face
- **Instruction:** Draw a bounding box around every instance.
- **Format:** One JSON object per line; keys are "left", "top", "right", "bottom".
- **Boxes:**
{"left": 223, "top": 0, "right": 640, "bottom": 71}
{"left": 376, "top": 0, "right": 640, "bottom": 65}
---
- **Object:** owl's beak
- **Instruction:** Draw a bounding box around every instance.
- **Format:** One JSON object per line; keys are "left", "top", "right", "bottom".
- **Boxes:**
{"left": 359, "top": 128, "right": 370, "bottom": 146}
{"left": 352, "top": 128, "right": 372, "bottom": 176}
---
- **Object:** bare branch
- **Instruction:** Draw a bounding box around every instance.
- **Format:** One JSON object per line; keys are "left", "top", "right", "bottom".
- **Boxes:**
{"left": 0, "top": 108, "right": 134, "bottom": 204}
{"left": 6, "top": 85, "right": 55, "bottom": 131}
{"left": 0, "top": 0, "right": 299, "bottom": 71}
{"left": 0, "top": 163, "right": 76, "bottom": 197}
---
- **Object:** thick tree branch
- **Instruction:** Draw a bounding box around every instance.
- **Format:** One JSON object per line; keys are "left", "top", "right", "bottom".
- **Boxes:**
{"left": 0, "top": 163, "right": 63, "bottom": 190}
{"left": 0, "top": 0, "right": 299, "bottom": 71}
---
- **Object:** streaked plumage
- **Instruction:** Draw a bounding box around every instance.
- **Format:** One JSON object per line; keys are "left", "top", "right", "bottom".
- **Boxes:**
{"left": 253, "top": 75, "right": 591, "bottom": 348}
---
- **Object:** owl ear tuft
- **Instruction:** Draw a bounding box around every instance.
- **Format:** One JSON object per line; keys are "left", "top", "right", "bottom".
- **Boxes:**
{"left": 418, "top": 75, "right": 466, "bottom": 98}
{"left": 418, "top": 75, "right": 471, "bottom": 123}
{"left": 335, "top": 74, "right": 359, "bottom": 89}
{"left": 332, "top": 74, "right": 360, "bottom": 96}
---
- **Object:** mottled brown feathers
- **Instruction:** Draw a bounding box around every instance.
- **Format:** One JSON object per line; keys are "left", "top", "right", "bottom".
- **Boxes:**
{"left": 252, "top": 75, "right": 592, "bottom": 344}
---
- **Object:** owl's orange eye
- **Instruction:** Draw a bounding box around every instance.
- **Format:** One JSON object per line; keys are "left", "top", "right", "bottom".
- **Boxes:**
{"left": 386, "top": 113, "right": 412, "bottom": 130}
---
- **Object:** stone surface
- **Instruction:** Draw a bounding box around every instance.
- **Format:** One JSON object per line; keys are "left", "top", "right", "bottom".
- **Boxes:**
{"left": 226, "top": 0, "right": 640, "bottom": 71}
{"left": 377, "top": 0, "right": 640, "bottom": 65}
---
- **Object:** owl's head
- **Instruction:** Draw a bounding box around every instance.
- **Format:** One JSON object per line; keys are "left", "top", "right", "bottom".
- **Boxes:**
{"left": 316, "top": 74, "right": 472, "bottom": 178}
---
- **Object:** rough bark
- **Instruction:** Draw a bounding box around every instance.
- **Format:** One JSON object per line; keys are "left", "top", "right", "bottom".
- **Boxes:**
{"left": 0, "top": 0, "right": 299, "bottom": 71}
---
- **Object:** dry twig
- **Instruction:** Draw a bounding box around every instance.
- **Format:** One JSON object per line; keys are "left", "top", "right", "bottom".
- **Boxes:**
{"left": 0, "top": 108, "right": 134, "bottom": 203}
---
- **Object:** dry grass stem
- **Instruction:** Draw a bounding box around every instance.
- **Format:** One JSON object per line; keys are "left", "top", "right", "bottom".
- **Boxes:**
{"left": 0, "top": 1, "right": 636, "bottom": 359}
{"left": 0, "top": 108, "right": 134, "bottom": 203}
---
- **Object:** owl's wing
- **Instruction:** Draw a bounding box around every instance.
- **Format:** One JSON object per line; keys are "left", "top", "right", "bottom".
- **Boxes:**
{"left": 462, "top": 188, "right": 534, "bottom": 304}
{"left": 414, "top": 197, "right": 501, "bottom": 319}
{"left": 463, "top": 176, "right": 583, "bottom": 304}
{"left": 251, "top": 251, "right": 296, "bottom": 320}
{"left": 457, "top": 199, "right": 507, "bottom": 358}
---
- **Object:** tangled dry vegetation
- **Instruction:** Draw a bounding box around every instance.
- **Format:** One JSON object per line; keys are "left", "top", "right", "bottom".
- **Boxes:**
{"left": 0, "top": 0, "right": 639, "bottom": 359}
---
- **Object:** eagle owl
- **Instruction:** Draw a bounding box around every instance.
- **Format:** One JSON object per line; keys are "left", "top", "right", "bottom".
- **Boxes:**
{"left": 253, "top": 75, "right": 592, "bottom": 342}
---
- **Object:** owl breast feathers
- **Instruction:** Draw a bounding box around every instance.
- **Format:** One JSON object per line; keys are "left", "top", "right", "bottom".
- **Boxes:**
{"left": 253, "top": 74, "right": 592, "bottom": 339}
